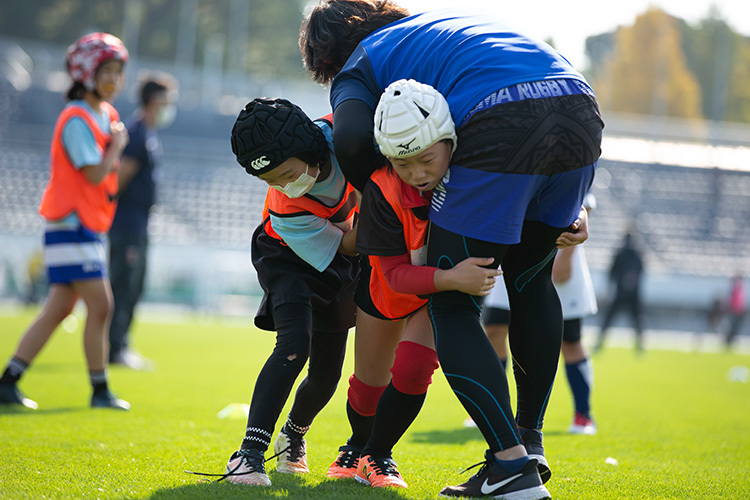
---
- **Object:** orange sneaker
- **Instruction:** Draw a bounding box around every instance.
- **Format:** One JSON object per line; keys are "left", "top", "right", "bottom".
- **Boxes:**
{"left": 355, "top": 454, "right": 407, "bottom": 488}
{"left": 326, "top": 444, "right": 361, "bottom": 479}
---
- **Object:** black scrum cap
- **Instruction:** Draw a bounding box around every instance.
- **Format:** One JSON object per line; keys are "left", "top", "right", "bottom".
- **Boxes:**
{"left": 231, "top": 97, "right": 328, "bottom": 176}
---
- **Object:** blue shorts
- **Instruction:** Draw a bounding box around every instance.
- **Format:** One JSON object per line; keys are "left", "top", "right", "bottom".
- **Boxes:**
{"left": 44, "top": 218, "right": 108, "bottom": 284}
{"left": 430, "top": 80, "right": 603, "bottom": 244}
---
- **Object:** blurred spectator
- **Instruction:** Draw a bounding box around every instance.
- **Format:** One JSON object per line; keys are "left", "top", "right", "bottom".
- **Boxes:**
{"left": 108, "top": 72, "right": 177, "bottom": 370}
{"left": 595, "top": 229, "right": 645, "bottom": 353}
{"left": 725, "top": 273, "right": 747, "bottom": 349}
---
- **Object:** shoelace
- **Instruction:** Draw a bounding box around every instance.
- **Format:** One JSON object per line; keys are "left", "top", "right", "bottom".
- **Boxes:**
{"left": 185, "top": 448, "right": 284, "bottom": 482}
{"left": 460, "top": 458, "right": 491, "bottom": 477}
{"left": 368, "top": 457, "right": 401, "bottom": 477}
{"left": 335, "top": 448, "right": 360, "bottom": 469}
{"left": 281, "top": 432, "right": 305, "bottom": 462}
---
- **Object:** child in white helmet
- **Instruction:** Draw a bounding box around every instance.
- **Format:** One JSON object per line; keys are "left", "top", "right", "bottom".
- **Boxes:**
{"left": 326, "top": 79, "right": 501, "bottom": 488}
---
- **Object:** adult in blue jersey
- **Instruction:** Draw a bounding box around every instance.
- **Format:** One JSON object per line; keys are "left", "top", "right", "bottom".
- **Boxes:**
{"left": 301, "top": 2, "right": 603, "bottom": 499}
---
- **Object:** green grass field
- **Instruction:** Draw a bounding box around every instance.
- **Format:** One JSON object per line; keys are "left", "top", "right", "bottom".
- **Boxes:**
{"left": 1, "top": 306, "right": 749, "bottom": 499}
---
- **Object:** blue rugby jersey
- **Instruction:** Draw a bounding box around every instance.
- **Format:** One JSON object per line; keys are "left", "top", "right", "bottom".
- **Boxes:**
{"left": 329, "top": 8, "right": 588, "bottom": 124}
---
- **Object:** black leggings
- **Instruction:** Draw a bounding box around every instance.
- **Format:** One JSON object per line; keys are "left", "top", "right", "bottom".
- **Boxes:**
{"left": 244, "top": 302, "right": 348, "bottom": 449}
{"left": 426, "top": 221, "right": 564, "bottom": 453}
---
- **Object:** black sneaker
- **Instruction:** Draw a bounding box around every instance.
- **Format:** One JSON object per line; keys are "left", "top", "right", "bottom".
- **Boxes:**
{"left": 0, "top": 383, "right": 38, "bottom": 409}
{"left": 521, "top": 429, "right": 551, "bottom": 483}
{"left": 439, "top": 450, "right": 550, "bottom": 499}
{"left": 224, "top": 448, "right": 271, "bottom": 486}
{"left": 91, "top": 390, "right": 130, "bottom": 410}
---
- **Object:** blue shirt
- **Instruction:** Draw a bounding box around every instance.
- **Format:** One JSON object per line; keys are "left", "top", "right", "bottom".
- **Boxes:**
{"left": 110, "top": 115, "right": 161, "bottom": 234}
{"left": 61, "top": 101, "right": 110, "bottom": 169}
{"left": 330, "top": 8, "right": 587, "bottom": 124}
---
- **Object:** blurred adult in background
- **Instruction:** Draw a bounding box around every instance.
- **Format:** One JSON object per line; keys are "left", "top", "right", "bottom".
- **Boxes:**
{"left": 482, "top": 193, "right": 599, "bottom": 435}
{"left": 0, "top": 32, "right": 130, "bottom": 410}
{"left": 595, "top": 229, "right": 645, "bottom": 353}
{"left": 108, "top": 72, "right": 178, "bottom": 370}
{"left": 724, "top": 273, "right": 747, "bottom": 349}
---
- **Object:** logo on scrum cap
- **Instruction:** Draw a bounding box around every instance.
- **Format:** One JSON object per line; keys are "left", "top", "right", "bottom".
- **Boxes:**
{"left": 250, "top": 156, "right": 271, "bottom": 170}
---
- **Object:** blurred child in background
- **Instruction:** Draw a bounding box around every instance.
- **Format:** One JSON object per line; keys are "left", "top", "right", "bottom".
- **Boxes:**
{"left": 0, "top": 32, "right": 131, "bottom": 410}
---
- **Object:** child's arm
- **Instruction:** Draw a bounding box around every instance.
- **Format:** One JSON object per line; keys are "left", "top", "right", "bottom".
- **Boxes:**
{"left": 81, "top": 121, "right": 129, "bottom": 185}
{"left": 338, "top": 222, "right": 358, "bottom": 256}
{"left": 380, "top": 254, "right": 501, "bottom": 296}
{"left": 552, "top": 246, "right": 575, "bottom": 284}
{"left": 271, "top": 214, "right": 352, "bottom": 272}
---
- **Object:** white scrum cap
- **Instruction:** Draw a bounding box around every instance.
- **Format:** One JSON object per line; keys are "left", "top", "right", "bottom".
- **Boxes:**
{"left": 374, "top": 79, "right": 457, "bottom": 159}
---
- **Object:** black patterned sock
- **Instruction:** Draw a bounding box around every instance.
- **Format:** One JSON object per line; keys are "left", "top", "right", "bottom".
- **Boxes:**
{"left": 0, "top": 357, "right": 29, "bottom": 385}
{"left": 89, "top": 370, "right": 108, "bottom": 393}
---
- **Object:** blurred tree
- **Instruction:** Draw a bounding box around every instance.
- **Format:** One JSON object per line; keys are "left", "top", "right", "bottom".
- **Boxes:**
{"left": 593, "top": 8, "right": 702, "bottom": 118}
{"left": 680, "top": 11, "right": 750, "bottom": 122}
{"left": 0, "top": 0, "right": 307, "bottom": 79}
{"left": 585, "top": 5, "right": 750, "bottom": 122}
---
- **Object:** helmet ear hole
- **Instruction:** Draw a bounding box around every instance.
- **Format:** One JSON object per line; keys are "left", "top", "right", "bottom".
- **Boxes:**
{"left": 374, "top": 79, "right": 457, "bottom": 159}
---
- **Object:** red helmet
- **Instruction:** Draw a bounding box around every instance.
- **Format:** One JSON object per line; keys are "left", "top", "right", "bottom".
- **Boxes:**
{"left": 66, "top": 32, "right": 129, "bottom": 90}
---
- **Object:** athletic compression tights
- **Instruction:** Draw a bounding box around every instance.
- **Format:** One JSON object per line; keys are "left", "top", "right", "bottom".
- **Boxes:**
{"left": 427, "top": 221, "right": 564, "bottom": 453}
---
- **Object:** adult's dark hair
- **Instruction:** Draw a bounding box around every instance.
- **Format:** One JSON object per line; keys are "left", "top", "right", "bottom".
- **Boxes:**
{"left": 300, "top": 0, "right": 409, "bottom": 85}
{"left": 139, "top": 72, "right": 178, "bottom": 107}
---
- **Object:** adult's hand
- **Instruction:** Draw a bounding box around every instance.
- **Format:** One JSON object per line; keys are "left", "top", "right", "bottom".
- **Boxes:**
{"left": 556, "top": 206, "right": 588, "bottom": 248}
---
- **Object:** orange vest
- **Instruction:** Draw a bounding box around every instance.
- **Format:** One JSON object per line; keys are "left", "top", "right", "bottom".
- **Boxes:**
{"left": 261, "top": 183, "right": 359, "bottom": 243}
{"left": 367, "top": 166, "right": 430, "bottom": 319}
{"left": 39, "top": 101, "right": 120, "bottom": 233}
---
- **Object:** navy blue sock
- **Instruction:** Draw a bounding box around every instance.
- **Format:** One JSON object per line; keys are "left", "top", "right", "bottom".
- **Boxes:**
{"left": 495, "top": 455, "right": 530, "bottom": 473}
{"left": 565, "top": 358, "right": 592, "bottom": 417}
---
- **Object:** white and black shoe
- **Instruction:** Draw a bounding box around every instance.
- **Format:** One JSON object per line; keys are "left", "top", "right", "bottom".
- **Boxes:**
{"left": 273, "top": 427, "right": 308, "bottom": 474}
{"left": 439, "top": 450, "right": 550, "bottom": 499}
{"left": 0, "top": 383, "right": 38, "bottom": 409}
{"left": 223, "top": 449, "right": 271, "bottom": 486}
{"left": 521, "top": 429, "right": 550, "bottom": 484}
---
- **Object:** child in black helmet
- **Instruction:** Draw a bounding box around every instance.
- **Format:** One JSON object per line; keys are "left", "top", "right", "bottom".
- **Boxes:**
{"left": 217, "top": 98, "right": 360, "bottom": 487}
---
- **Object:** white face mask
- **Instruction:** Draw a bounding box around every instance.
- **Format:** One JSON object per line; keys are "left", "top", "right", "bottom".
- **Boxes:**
{"left": 271, "top": 165, "right": 319, "bottom": 198}
{"left": 155, "top": 103, "right": 176, "bottom": 129}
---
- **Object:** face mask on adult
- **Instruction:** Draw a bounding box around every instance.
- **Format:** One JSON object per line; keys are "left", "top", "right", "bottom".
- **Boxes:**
{"left": 154, "top": 103, "right": 176, "bottom": 129}
{"left": 271, "top": 165, "right": 319, "bottom": 198}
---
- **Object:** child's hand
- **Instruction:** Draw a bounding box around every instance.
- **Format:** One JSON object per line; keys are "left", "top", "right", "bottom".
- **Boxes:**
{"left": 435, "top": 257, "right": 502, "bottom": 296}
{"left": 110, "top": 121, "right": 129, "bottom": 153}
